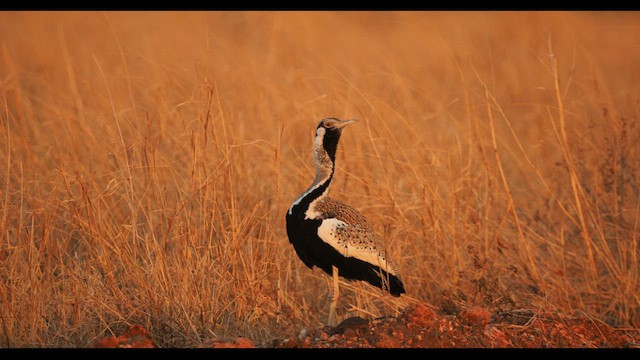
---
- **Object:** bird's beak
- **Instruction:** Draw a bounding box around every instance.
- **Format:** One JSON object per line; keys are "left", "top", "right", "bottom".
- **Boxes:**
{"left": 334, "top": 119, "right": 359, "bottom": 129}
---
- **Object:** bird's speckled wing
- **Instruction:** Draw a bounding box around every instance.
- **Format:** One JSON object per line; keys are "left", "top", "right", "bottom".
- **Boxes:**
{"left": 313, "top": 197, "right": 401, "bottom": 277}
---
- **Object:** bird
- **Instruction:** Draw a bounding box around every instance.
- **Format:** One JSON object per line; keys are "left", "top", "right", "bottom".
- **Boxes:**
{"left": 286, "top": 117, "right": 405, "bottom": 326}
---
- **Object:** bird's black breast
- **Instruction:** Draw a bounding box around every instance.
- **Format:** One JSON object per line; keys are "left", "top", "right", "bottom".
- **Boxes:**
{"left": 286, "top": 207, "right": 405, "bottom": 296}
{"left": 285, "top": 210, "right": 347, "bottom": 278}
{"left": 285, "top": 210, "right": 320, "bottom": 269}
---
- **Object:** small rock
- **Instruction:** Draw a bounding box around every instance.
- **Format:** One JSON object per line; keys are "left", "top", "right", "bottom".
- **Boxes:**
{"left": 403, "top": 303, "right": 437, "bottom": 327}
{"left": 279, "top": 338, "right": 298, "bottom": 348}
{"left": 460, "top": 307, "right": 491, "bottom": 329}
{"left": 200, "top": 337, "right": 254, "bottom": 348}
{"left": 343, "top": 328, "right": 357, "bottom": 339}
{"left": 94, "top": 325, "right": 154, "bottom": 348}
{"left": 330, "top": 316, "right": 369, "bottom": 335}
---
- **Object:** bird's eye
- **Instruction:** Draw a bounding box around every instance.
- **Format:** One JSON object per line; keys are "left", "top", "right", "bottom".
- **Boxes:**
{"left": 323, "top": 121, "right": 334, "bottom": 128}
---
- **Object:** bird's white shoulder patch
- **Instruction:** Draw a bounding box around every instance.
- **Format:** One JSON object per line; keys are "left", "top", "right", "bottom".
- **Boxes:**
{"left": 316, "top": 218, "right": 390, "bottom": 272}
{"left": 317, "top": 218, "right": 349, "bottom": 252}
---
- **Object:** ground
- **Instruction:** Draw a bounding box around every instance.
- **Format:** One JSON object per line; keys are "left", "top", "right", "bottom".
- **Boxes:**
{"left": 95, "top": 303, "right": 639, "bottom": 348}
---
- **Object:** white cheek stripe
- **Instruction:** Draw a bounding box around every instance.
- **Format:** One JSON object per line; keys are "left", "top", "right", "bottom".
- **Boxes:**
{"left": 316, "top": 218, "right": 392, "bottom": 274}
{"left": 288, "top": 127, "right": 328, "bottom": 215}
{"left": 314, "top": 127, "right": 326, "bottom": 148}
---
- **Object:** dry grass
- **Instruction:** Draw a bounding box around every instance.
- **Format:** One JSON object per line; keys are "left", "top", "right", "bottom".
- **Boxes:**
{"left": 0, "top": 11, "right": 638, "bottom": 347}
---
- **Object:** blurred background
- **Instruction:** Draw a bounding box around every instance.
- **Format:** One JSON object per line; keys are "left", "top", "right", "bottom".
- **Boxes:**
{"left": 0, "top": 11, "right": 638, "bottom": 347}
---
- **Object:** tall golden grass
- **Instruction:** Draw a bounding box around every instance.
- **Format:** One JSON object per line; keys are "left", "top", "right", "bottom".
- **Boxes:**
{"left": 0, "top": 11, "right": 638, "bottom": 347}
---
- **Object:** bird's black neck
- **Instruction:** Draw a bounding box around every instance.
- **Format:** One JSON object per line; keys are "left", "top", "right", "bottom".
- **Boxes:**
{"left": 288, "top": 126, "right": 341, "bottom": 217}
{"left": 288, "top": 171, "right": 333, "bottom": 219}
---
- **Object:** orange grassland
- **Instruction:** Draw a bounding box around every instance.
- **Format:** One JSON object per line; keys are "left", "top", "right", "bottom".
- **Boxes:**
{"left": 0, "top": 11, "right": 638, "bottom": 347}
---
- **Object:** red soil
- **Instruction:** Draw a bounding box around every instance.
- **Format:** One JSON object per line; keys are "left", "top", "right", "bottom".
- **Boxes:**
{"left": 95, "top": 303, "right": 639, "bottom": 348}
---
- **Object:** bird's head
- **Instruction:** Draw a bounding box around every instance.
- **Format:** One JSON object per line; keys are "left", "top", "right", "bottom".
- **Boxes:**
{"left": 317, "top": 117, "right": 359, "bottom": 133}
{"left": 314, "top": 118, "right": 358, "bottom": 161}
{"left": 313, "top": 118, "right": 358, "bottom": 163}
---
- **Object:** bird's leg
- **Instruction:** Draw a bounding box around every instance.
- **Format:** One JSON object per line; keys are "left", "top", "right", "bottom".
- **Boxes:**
{"left": 327, "top": 265, "right": 339, "bottom": 326}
